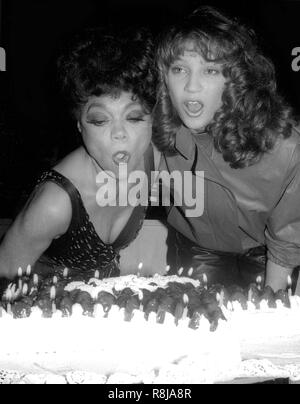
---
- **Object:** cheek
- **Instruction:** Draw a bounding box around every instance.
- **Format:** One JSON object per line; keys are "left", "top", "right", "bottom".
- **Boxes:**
{"left": 82, "top": 130, "right": 111, "bottom": 157}
{"left": 209, "top": 83, "right": 225, "bottom": 107}
{"left": 167, "top": 77, "right": 182, "bottom": 102}
{"left": 217, "top": 80, "right": 226, "bottom": 100}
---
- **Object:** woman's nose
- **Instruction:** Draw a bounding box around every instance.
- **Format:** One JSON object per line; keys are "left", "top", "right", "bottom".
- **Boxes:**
{"left": 111, "top": 122, "right": 128, "bottom": 141}
{"left": 185, "top": 72, "right": 203, "bottom": 93}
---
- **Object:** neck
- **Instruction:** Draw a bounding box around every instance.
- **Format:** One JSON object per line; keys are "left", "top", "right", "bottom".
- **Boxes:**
{"left": 191, "top": 129, "right": 207, "bottom": 135}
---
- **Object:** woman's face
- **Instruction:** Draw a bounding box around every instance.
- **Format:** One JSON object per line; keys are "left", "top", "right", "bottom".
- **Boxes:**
{"left": 165, "top": 48, "right": 226, "bottom": 133}
{"left": 79, "top": 92, "right": 152, "bottom": 178}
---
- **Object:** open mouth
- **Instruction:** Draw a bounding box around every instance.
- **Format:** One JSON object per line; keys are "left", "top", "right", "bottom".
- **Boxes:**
{"left": 112, "top": 151, "right": 131, "bottom": 166}
{"left": 184, "top": 101, "right": 204, "bottom": 116}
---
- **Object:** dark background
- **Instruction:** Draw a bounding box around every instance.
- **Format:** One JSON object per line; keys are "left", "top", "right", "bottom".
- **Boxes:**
{"left": 0, "top": 0, "right": 300, "bottom": 218}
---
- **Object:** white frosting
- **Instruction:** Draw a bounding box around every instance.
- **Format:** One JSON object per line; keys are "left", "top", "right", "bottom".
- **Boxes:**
{"left": 1, "top": 275, "right": 300, "bottom": 384}
{"left": 65, "top": 274, "right": 201, "bottom": 298}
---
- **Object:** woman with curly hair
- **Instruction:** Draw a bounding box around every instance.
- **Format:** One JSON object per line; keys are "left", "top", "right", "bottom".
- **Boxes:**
{"left": 154, "top": 6, "right": 300, "bottom": 291}
{"left": 0, "top": 26, "right": 158, "bottom": 282}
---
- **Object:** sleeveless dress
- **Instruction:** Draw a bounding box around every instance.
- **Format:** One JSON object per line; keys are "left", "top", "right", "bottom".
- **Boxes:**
{"left": 35, "top": 145, "right": 154, "bottom": 279}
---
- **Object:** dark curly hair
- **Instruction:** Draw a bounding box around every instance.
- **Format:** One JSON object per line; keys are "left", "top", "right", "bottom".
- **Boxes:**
{"left": 154, "top": 6, "right": 294, "bottom": 168}
{"left": 57, "top": 26, "right": 157, "bottom": 119}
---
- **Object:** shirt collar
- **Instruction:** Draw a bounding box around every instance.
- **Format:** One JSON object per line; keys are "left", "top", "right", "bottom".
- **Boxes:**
{"left": 174, "top": 126, "right": 196, "bottom": 160}
{"left": 175, "top": 125, "right": 213, "bottom": 160}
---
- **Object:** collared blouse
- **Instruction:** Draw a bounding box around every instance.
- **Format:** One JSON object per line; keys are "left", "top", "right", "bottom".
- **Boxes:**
{"left": 160, "top": 125, "right": 300, "bottom": 269}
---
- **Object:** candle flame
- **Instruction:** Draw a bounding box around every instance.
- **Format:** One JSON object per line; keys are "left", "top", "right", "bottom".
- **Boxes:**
{"left": 183, "top": 294, "right": 189, "bottom": 305}
{"left": 256, "top": 276, "right": 262, "bottom": 291}
{"left": 63, "top": 268, "right": 69, "bottom": 278}
{"left": 188, "top": 267, "right": 194, "bottom": 277}
{"left": 26, "top": 265, "right": 32, "bottom": 277}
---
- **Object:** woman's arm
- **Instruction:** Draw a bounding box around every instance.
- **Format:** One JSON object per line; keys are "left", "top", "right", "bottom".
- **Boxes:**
{"left": 0, "top": 182, "right": 72, "bottom": 279}
{"left": 265, "top": 259, "right": 294, "bottom": 292}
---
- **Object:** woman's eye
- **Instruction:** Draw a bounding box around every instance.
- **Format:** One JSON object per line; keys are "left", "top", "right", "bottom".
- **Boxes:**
{"left": 127, "top": 115, "right": 146, "bottom": 123}
{"left": 87, "top": 120, "right": 108, "bottom": 127}
{"left": 170, "top": 66, "right": 186, "bottom": 74}
{"left": 205, "top": 68, "right": 220, "bottom": 75}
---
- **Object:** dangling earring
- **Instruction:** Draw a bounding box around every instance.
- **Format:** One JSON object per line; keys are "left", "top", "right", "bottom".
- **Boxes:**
{"left": 77, "top": 122, "right": 82, "bottom": 134}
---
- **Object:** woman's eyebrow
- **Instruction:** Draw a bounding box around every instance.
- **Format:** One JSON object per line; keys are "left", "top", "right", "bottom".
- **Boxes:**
{"left": 126, "top": 103, "right": 144, "bottom": 111}
{"left": 87, "top": 102, "right": 106, "bottom": 113}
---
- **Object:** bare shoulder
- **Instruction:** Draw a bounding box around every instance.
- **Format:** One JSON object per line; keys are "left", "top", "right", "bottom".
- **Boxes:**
{"left": 19, "top": 181, "right": 72, "bottom": 237}
{"left": 54, "top": 147, "right": 86, "bottom": 182}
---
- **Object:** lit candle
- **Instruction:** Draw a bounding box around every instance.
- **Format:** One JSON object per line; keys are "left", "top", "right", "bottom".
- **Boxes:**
{"left": 50, "top": 286, "right": 56, "bottom": 300}
{"left": 22, "top": 284, "right": 28, "bottom": 296}
{"left": 6, "top": 289, "right": 13, "bottom": 316}
{"left": 287, "top": 275, "right": 292, "bottom": 298}
{"left": 248, "top": 288, "right": 253, "bottom": 303}
{"left": 138, "top": 290, "right": 144, "bottom": 311}
{"left": 94, "top": 270, "right": 100, "bottom": 280}
{"left": 33, "top": 274, "right": 39, "bottom": 287}
{"left": 50, "top": 286, "right": 56, "bottom": 314}
{"left": 165, "top": 265, "right": 171, "bottom": 274}
{"left": 217, "top": 290, "right": 225, "bottom": 307}
{"left": 256, "top": 276, "right": 262, "bottom": 291}
{"left": 10, "top": 284, "right": 17, "bottom": 301}
{"left": 188, "top": 267, "right": 194, "bottom": 277}
{"left": 203, "top": 274, "right": 208, "bottom": 290}
{"left": 178, "top": 267, "right": 184, "bottom": 276}
{"left": 18, "top": 267, "right": 23, "bottom": 291}
{"left": 26, "top": 265, "right": 32, "bottom": 277}
{"left": 137, "top": 263, "right": 143, "bottom": 277}
{"left": 63, "top": 268, "right": 69, "bottom": 279}
{"left": 182, "top": 294, "right": 189, "bottom": 319}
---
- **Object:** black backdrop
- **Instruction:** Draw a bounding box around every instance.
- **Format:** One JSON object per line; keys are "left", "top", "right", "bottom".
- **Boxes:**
{"left": 0, "top": 0, "right": 300, "bottom": 217}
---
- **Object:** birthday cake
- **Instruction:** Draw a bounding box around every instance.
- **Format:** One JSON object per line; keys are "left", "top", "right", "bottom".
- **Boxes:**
{"left": 1, "top": 268, "right": 300, "bottom": 384}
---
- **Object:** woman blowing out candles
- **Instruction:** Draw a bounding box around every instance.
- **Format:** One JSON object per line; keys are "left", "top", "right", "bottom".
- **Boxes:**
{"left": 0, "top": 26, "right": 158, "bottom": 283}
{"left": 153, "top": 6, "right": 300, "bottom": 292}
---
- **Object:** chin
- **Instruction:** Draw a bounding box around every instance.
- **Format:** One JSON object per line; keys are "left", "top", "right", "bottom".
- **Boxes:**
{"left": 180, "top": 114, "right": 204, "bottom": 130}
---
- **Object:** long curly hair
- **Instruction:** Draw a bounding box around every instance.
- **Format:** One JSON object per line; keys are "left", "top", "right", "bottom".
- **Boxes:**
{"left": 154, "top": 6, "right": 294, "bottom": 168}
{"left": 57, "top": 25, "right": 157, "bottom": 118}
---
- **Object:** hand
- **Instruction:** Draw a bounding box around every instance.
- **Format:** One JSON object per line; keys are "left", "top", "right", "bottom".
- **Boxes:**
{"left": 265, "top": 260, "right": 293, "bottom": 292}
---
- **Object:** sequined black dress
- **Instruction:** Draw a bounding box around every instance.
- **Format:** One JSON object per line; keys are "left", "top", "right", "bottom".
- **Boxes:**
{"left": 35, "top": 146, "right": 154, "bottom": 279}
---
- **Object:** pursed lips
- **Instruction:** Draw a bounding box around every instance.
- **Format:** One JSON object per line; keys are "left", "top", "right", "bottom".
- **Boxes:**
{"left": 112, "top": 151, "right": 131, "bottom": 165}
